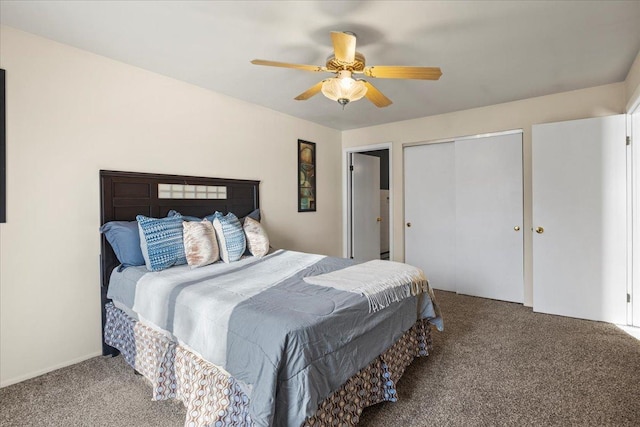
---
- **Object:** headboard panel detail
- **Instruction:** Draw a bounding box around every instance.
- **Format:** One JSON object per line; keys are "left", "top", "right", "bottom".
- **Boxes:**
{"left": 99, "top": 170, "right": 260, "bottom": 355}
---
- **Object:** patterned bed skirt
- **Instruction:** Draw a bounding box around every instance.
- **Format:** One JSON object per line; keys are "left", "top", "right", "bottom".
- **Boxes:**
{"left": 104, "top": 303, "right": 433, "bottom": 427}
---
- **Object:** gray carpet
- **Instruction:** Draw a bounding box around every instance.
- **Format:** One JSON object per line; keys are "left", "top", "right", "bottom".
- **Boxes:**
{"left": 2, "top": 291, "right": 639, "bottom": 426}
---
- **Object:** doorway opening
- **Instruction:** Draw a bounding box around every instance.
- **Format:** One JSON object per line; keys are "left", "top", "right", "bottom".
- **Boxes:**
{"left": 343, "top": 143, "right": 392, "bottom": 261}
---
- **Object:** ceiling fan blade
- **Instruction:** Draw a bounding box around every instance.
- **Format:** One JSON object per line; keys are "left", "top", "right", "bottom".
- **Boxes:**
{"left": 364, "top": 66, "right": 443, "bottom": 80}
{"left": 331, "top": 31, "right": 356, "bottom": 64}
{"left": 363, "top": 81, "right": 392, "bottom": 108}
{"left": 294, "top": 81, "right": 325, "bottom": 100}
{"left": 251, "top": 59, "right": 326, "bottom": 72}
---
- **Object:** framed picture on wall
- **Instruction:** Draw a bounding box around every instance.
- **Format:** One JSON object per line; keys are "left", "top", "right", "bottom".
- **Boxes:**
{"left": 298, "top": 139, "right": 316, "bottom": 212}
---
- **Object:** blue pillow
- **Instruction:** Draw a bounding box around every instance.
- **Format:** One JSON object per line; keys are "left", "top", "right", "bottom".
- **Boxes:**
{"left": 167, "top": 209, "right": 206, "bottom": 222}
{"left": 100, "top": 221, "right": 146, "bottom": 270}
{"left": 168, "top": 208, "right": 260, "bottom": 224}
{"left": 211, "top": 212, "right": 246, "bottom": 263}
{"left": 136, "top": 214, "right": 187, "bottom": 271}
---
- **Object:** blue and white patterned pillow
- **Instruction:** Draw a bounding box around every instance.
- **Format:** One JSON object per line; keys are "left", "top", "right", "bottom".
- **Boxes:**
{"left": 137, "top": 214, "right": 187, "bottom": 271}
{"left": 212, "top": 212, "right": 246, "bottom": 263}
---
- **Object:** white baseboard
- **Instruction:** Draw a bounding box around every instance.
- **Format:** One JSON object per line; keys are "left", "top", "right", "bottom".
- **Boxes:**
{"left": 616, "top": 324, "right": 640, "bottom": 341}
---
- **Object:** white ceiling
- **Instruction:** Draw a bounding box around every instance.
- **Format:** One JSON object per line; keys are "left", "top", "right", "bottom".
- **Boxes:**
{"left": 1, "top": 1, "right": 639, "bottom": 130}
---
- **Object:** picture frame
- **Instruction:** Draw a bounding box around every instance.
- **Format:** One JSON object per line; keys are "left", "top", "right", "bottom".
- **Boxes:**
{"left": 298, "top": 139, "right": 316, "bottom": 212}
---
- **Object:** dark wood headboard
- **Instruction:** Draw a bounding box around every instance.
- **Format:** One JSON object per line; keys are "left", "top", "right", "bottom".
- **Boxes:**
{"left": 100, "top": 170, "right": 260, "bottom": 355}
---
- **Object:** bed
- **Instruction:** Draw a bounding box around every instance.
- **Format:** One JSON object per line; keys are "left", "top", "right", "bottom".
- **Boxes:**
{"left": 100, "top": 170, "right": 442, "bottom": 427}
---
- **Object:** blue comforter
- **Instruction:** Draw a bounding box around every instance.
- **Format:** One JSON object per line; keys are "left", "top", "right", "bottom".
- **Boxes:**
{"left": 108, "top": 250, "right": 442, "bottom": 427}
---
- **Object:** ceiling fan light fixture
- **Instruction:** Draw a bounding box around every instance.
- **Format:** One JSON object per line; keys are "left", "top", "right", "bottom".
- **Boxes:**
{"left": 321, "top": 72, "right": 367, "bottom": 107}
{"left": 340, "top": 76, "right": 356, "bottom": 89}
{"left": 252, "top": 30, "right": 441, "bottom": 108}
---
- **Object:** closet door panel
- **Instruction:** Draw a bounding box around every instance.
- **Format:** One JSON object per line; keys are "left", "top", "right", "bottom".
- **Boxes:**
{"left": 404, "top": 143, "right": 456, "bottom": 291}
{"left": 532, "top": 115, "right": 627, "bottom": 323}
{"left": 455, "top": 133, "right": 524, "bottom": 303}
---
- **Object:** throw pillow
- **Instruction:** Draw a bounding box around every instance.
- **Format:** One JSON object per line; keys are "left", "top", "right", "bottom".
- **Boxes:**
{"left": 183, "top": 220, "right": 220, "bottom": 267}
{"left": 211, "top": 212, "right": 246, "bottom": 263}
{"left": 99, "top": 221, "right": 145, "bottom": 270}
{"left": 137, "top": 214, "right": 187, "bottom": 271}
{"left": 243, "top": 216, "right": 269, "bottom": 257}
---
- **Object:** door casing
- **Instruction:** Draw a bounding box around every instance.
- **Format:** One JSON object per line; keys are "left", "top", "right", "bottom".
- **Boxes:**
{"left": 343, "top": 143, "right": 393, "bottom": 260}
{"left": 630, "top": 106, "right": 640, "bottom": 327}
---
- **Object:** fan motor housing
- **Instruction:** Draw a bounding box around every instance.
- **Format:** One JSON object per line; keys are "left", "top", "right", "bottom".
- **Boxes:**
{"left": 326, "top": 52, "right": 366, "bottom": 72}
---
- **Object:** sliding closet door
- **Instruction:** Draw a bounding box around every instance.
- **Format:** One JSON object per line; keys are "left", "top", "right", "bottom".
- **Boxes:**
{"left": 455, "top": 133, "right": 524, "bottom": 303}
{"left": 404, "top": 142, "right": 456, "bottom": 291}
{"left": 532, "top": 115, "right": 627, "bottom": 323}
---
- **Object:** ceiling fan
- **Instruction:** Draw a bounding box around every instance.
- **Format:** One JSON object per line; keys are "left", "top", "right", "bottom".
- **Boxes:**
{"left": 251, "top": 31, "right": 442, "bottom": 108}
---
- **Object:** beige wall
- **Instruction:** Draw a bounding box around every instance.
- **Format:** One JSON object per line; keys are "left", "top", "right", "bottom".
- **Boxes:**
{"left": 0, "top": 27, "right": 342, "bottom": 386}
{"left": 343, "top": 83, "right": 625, "bottom": 308}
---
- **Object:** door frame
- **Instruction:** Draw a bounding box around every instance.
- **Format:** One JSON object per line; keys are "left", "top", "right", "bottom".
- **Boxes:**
{"left": 629, "top": 97, "right": 640, "bottom": 327}
{"left": 343, "top": 142, "right": 393, "bottom": 260}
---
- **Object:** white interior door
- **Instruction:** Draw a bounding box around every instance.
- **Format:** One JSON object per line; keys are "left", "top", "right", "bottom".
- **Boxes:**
{"left": 455, "top": 133, "right": 524, "bottom": 303}
{"left": 532, "top": 115, "right": 627, "bottom": 324}
{"left": 404, "top": 143, "right": 457, "bottom": 291}
{"left": 351, "top": 153, "right": 380, "bottom": 261}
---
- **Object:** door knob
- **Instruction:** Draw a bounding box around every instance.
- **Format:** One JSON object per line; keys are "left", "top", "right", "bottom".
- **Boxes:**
{"left": 514, "top": 226, "right": 520, "bottom": 231}
{"left": 535, "top": 226, "right": 544, "bottom": 234}
{"left": 376, "top": 217, "right": 382, "bottom": 222}
{"left": 406, "top": 222, "right": 412, "bottom": 227}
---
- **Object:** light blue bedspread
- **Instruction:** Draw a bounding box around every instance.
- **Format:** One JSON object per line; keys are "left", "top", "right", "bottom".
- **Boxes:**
{"left": 108, "top": 250, "right": 442, "bottom": 427}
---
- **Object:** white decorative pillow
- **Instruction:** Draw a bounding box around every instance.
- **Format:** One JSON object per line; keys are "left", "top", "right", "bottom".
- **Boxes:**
{"left": 183, "top": 220, "right": 220, "bottom": 268}
{"left": 243, "top": 216, "right": 269, "bottom": 258}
